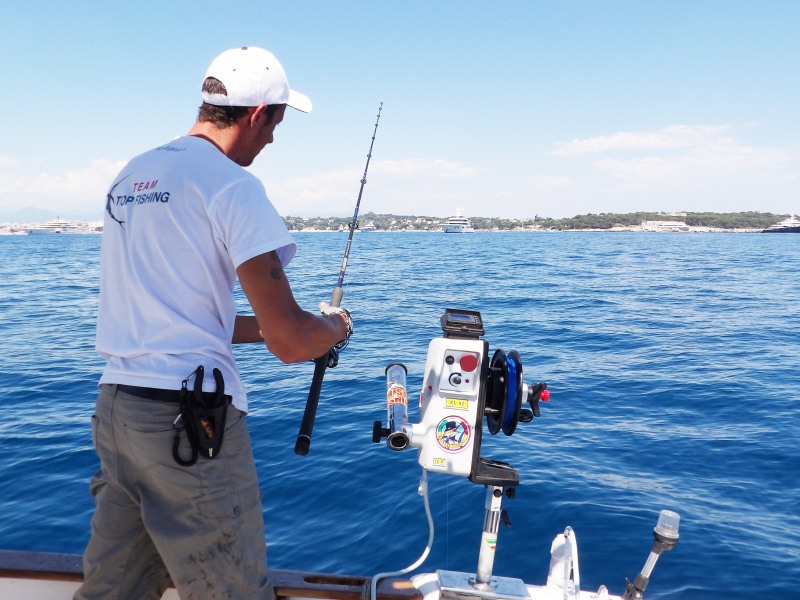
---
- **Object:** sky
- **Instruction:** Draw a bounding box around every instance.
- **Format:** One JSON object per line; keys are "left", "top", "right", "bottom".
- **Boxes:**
{"left": 1, "top": 0, "right": 798, "bottom": 221}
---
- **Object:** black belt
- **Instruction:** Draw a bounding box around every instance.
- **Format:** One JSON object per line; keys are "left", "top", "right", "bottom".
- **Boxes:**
{"left": 117, "top": 384, "right": 183, "bottom": 402}
{"left": 117, "top": 384, "right": 232, "bottom": 405}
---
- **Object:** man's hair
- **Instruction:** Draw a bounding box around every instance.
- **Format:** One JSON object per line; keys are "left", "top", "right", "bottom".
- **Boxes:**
{"left": 198, "top": 77, "right": 284, "bottom": 128}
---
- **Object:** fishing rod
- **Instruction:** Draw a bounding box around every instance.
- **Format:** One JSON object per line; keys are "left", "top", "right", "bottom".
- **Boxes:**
{"left": 294, "top": 102, "right": 383, "bottom": 456}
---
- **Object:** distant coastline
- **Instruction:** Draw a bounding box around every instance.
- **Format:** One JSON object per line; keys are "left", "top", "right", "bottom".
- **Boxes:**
{"left": 281, "top": 210, "right": 785, "bottom": 233}
{"left": 288, "top": 226, "right": 763, "bottom": 234}
{"left": 0, "top": 210, "right": 789, "bottom": 234}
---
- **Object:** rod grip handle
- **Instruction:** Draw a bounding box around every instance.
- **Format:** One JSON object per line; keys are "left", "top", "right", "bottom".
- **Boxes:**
{"left": 330, "top": 287, "right": 343, "bottom": 308}
{"left": 294, "top": 355, "right": 328, "bottom": 456}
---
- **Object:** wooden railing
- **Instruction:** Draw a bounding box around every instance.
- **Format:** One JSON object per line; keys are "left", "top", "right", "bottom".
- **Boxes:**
{"left": 0, "top": 550, "right": 422, "bottom": 600}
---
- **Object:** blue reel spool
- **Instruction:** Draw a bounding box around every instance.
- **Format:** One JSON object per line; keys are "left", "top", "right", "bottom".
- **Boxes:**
{"left": 485, "top": 349, "right": 524, "bottom": 436}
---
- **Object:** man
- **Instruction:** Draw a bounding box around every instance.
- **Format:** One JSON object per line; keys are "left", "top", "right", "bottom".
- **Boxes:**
{"left": 76, "top": 46, "right": 351, "bottom": 600}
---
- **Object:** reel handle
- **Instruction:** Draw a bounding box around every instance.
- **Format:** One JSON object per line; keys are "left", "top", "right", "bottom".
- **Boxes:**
{"left": 526, "top": 382, "right": 549, "bottom": 418}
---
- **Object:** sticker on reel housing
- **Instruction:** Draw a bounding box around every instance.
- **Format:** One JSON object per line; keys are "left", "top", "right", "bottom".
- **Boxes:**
{"left": 435, "top": 415, "right": 471, "bottom": 453}
{"left": 387, "top": 384, "right": 408, "bottom": 406}
{"left": 445, "top": 398, "right": 469, "bottom": 410}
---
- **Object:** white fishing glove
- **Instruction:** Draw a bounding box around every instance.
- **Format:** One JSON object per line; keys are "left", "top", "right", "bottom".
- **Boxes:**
{"left": 319, "top": 302, "right": 353, "bottom": 348}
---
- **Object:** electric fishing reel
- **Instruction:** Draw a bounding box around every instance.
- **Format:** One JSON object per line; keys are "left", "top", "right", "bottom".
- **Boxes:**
{"left": 373, "top": 310, "right": 681, "bottom": 600}
{"left": 373, "top": 308, "right": 549, "bottom": 487}
{"left": 485, "top": 349, "right": 549, "bottom": 437}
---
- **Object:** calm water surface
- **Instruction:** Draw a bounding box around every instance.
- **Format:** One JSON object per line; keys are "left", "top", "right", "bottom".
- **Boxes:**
{"left": 1, "top": 231, "right": 798, "bottom": 599}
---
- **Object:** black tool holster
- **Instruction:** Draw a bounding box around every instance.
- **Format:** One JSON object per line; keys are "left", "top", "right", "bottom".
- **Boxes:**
{"left": 172, "top": 366, "right": 230, "bottom": 467}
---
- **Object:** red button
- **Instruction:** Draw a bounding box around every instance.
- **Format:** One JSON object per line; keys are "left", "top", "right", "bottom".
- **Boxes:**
{"left": 460, "top": 354, "right": 478, "bottom": 372}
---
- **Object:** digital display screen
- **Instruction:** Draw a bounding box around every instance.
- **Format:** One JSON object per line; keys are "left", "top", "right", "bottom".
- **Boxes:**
{"left": 449, "top": 313, "right": 475, "bottom": 323}
{"left": 441, "top": 309, "right": 484, "bottom": 338}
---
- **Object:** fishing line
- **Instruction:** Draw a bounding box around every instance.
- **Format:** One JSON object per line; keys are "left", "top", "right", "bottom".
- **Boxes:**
{"left": 370, "top": 468, "right": 434, "bottom": 600}
{"left": 446, "top": 477, "right": 450, "bottom": 569}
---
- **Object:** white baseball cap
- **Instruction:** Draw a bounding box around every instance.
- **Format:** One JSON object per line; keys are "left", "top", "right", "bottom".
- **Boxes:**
{"left": 201, "top": 46, "right": 312, "bottom": 113}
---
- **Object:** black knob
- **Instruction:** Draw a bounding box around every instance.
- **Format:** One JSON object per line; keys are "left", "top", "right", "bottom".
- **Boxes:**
{"left": 500, "top": 509, "right": 512, "bottom": 528}
{"left": 372, "top": 421, "right": 387, "bottom": 443}
{"left": 519, "top": 408, "right": 534, "bottom": 422}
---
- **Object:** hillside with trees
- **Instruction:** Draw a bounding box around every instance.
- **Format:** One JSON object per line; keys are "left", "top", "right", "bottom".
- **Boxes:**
{"left": 282, "top": 211, "right": 785, "bottom": 231}
{"left": 536, "top": 211, "right": 782, "bottom": 230}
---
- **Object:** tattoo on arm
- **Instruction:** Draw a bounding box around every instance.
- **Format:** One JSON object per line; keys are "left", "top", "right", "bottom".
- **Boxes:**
{"left": 268, "top": 251, "right": 285, "bottom": 280}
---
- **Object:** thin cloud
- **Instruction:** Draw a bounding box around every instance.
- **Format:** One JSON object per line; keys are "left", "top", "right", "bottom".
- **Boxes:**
{"left": 0, "top": 158, "right": 125, "bottom": 204}
{"left": 266, "top": 158, "right": 477, "bottom": 216}
{"left": 530, "top": 175, "right": 573, "bottom": 188}
{"left": 22, "top": 159, "right": 126, "bottom": 196}
{"left": 552, "top": 125, "right": 733, "bottom": 156}
{"left": 594, "top": 140, "right": 790, "bottom": 180}
{"left": 374, "top": 158, "right": 476, "bottom": 177}
{"left": 550, "top": 124, "right": 793, "bottom": 181}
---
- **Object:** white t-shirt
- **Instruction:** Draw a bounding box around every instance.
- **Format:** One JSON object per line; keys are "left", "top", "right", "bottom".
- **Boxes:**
{"left": 96, "top": 136, "right": 297, "bottom": 412}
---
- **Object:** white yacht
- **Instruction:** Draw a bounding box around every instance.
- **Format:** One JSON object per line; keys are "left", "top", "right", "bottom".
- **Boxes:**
{"left": 762, "top": 213, "right": 800, "bottom": 233}
{"left": 441, "top": 208, "right": 474, "bottom": 233}
{"left": 26, "top": 217, "right": 80, "bottom": 235}
{"left": 360, "top": 221, "right": 377, "bottom": 232}
{"left": 25, "top": 217, "right": 101, "bottom": 235}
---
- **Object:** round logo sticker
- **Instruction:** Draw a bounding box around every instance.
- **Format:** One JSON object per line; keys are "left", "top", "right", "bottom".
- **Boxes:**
{"left": 436, "top": 416, "right": 471, "bottom": 453}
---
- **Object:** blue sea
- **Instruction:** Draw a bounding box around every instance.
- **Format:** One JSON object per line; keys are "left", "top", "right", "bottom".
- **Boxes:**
{"left": 1, "top": 231, "right": 798, "bottom": 599}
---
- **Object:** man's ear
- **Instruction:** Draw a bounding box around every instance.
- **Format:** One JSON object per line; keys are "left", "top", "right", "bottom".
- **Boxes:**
{"left": 250, "top": 104, "right": 273, "bottom": 128}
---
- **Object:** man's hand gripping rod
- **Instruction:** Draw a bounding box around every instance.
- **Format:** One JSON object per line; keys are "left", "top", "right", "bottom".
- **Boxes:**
{"left": 294, "top": 102, "right": 383, "bottom": 456}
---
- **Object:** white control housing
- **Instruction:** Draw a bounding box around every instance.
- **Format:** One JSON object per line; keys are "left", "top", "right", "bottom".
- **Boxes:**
{"left": 409, "top": 336, "right": 487, "bottom": 477}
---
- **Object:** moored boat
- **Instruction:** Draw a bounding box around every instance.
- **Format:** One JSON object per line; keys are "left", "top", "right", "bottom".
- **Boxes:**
{"left": 25, "top": 217, "right": 101, "bottom": 235}
{"left": 761, "top": 213, "right": 800, "bottom": 233}
{"left": 441, "top": 208, "right": 474, "bottom": 233}
{"left": 26, "top": 217, "right": 78, "bottom": 235}
{"left": 0, "top": 225, "right": 28, "bottom": 235}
